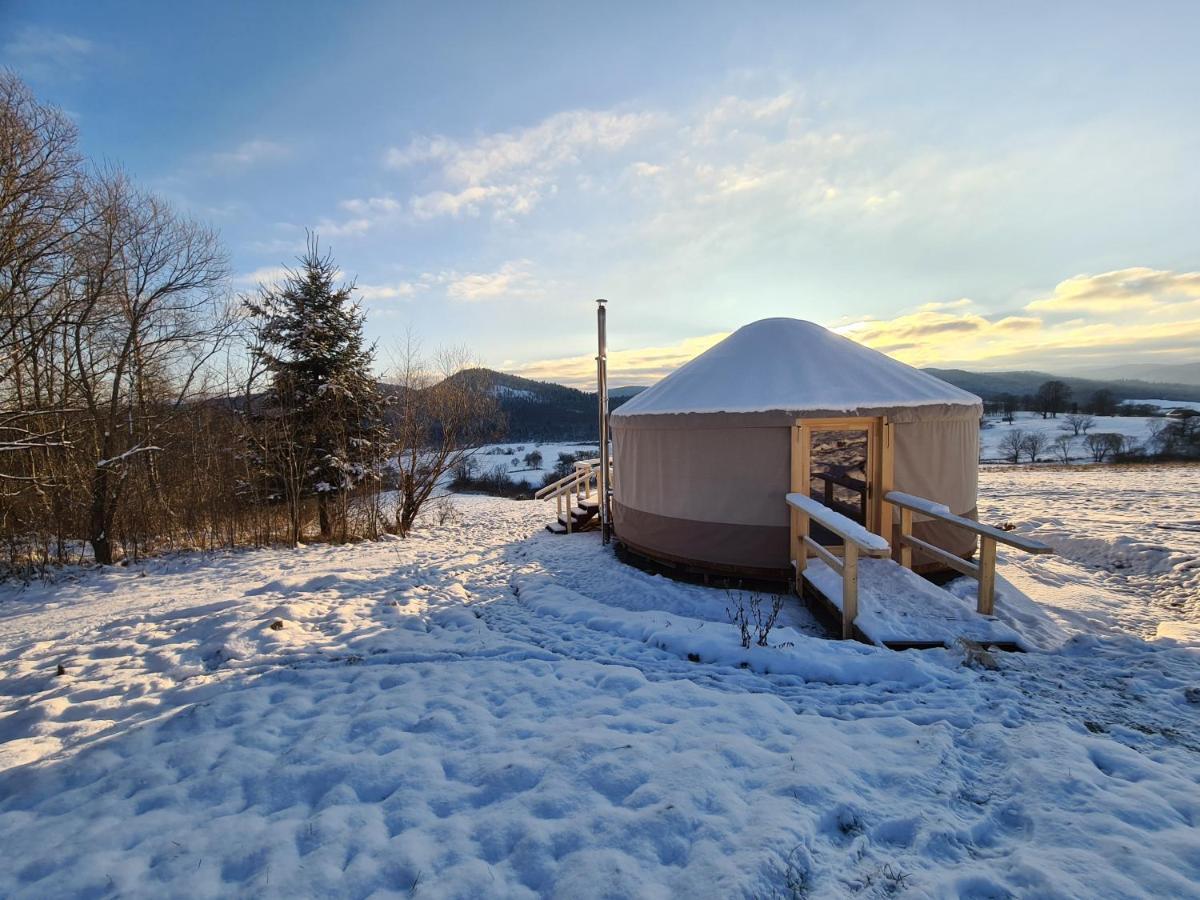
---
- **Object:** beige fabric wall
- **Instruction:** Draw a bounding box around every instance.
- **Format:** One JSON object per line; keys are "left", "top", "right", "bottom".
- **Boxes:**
{"left": 611, "top": 410, "right": 981, "bottom": 573}
{"left": 611, "top": 425, "right": 791, "bottom": 526}
{"left": 892, "top": 418, "right": 979, "bottom": 516}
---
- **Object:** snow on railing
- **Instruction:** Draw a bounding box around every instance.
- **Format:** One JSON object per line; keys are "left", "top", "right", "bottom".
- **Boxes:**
{"left": 884, "top": 490, "right": 1052, "bottom": 616}
{"left": 786, "top": 492, "right": 891, "bottom": 639}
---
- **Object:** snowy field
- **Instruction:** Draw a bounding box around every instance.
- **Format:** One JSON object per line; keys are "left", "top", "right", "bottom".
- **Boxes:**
{"left": 474, "top": 442, "right": 599, "bottom": 487}
{"left": 979, "top": 412, "right": 1160, "bottom": 463}
{"left": 1, "top": 467, "right": 1199, "bottom": 897}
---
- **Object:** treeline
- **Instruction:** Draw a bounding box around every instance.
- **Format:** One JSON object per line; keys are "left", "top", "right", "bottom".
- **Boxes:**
{"left": 0, "top": 73, "right": 499, "bottom": 576}
{"left": 980, "top": 379, "right": 1128, "bottom": 420}
{"left": 983, "top": 379, "right": 1199, "bottom": 463}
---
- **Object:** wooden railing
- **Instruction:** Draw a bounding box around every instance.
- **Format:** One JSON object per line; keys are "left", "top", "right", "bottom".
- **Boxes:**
{"left": 534, "top": 459, "right": 612, "bottom": 534}
{"left": 787, "top": 492, "right": 892, "bottom": 639}
{"left": 884, "top": 491, "right": 1052, "bottom": 616}
{"left": 811, "top": 469, "right": 867, "bottom": 523}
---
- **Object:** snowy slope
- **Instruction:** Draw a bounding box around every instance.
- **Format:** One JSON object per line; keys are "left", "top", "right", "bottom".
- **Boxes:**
{"left": 474, "top": 442, "right": 599, "bottom": 487}
{"left": 0, "top": 471, "right": 1198, "bottom": 897}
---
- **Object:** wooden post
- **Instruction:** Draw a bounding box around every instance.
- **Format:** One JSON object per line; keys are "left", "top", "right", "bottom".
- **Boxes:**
{"left": 977, "top": 535, "right": 997, "bottom": 615}
{"left": 899, "top": 507, "right": 913, "bottom": 569}
{"left": 790, "top": 425, "right": 806, "bottom": 592}
{"left": 841, "top": 542, "right": 858, "bottom": 639}
{"left": 879, "top": 420, "right": 895, "bottom": 547}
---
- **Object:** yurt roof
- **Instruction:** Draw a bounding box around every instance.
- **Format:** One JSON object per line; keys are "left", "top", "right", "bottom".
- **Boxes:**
{"left": 612, "top": 318, "right": 981, "bottom": 419}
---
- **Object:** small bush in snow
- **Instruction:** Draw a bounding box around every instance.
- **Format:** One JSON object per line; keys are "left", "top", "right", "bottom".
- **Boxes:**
{"left": 726, "top": 591, "right": 786, "bottom": 648}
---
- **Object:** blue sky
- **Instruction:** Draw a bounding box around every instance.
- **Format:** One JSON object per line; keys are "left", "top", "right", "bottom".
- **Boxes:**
{"left": 3, "top": 0, "right": 1199, "bottom": 386}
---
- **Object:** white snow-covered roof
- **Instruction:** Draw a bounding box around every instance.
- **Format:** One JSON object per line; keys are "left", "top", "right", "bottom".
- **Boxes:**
{"left": 612, "top": 318, "right": 981, "bottom": 417}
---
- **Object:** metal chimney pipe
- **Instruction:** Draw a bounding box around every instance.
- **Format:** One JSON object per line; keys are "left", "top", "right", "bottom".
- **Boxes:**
{"left": 596, "top": 299, "right": 610, "bottom": 543}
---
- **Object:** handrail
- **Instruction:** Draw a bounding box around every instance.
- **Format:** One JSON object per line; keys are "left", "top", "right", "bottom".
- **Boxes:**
{"left": 884, "top": 491, "right": 1052, "bottom": 556}
{"left": 534, "top": 469, "right": 583, "bottom": 500}
{"left": 884, "top": 489, "right": 1052, "bottom": 616}
{"left": 785, "top": 493, "right": 890, "bottom": 556}
{"left": 787, "top": 492, "right": 891, "bottom": 639}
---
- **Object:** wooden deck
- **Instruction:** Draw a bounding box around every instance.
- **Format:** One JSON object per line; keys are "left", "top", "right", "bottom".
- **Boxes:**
{"left": 803, "top": 557, "right": 1024, "bottom": 650}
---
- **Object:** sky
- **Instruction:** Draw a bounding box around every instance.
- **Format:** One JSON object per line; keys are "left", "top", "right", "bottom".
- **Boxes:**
{"left": 3, "top": 0, "right": 1199, "bottom": 388}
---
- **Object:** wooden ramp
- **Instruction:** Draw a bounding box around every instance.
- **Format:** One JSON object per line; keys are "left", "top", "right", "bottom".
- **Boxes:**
{"left": 803, "top": 557, "right": 1023, "bottom": 650}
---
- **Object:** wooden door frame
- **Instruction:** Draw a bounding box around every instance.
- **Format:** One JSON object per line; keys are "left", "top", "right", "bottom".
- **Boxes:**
{"left": 790, "top": 417, "right": 896, "bottom": 560}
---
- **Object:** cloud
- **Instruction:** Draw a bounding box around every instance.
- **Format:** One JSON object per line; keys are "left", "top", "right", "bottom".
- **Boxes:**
{"left": 356, "top": 281, "right": 417, "bottom": 302}
{"left": 211, "top": 139, "right": 290, "bottom": 170}
{"left": 839, "top": 268, "right": 1200, "bottom": 368}
{"left": 445, "top": 260, "right": 537, "bottom": 302}
{"left": 512, "top": 332, "right": 729, "bottom": 388}
{"left": 382, "top": 107, "right": 661, "bottom": 221}
{"left": 232, "top": 266, "right": 293, "bottom": 288}
{"left": 1, "top": 27, "right": 93, "bottom": 80}
{"left": 1026, "top": 268, "right": 1200, "bottom": 313}
{"left": 233, "top": 264, "right": 344, "bottom": 289}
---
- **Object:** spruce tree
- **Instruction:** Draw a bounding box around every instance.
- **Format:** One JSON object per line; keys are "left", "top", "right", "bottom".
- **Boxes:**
{"left": 244, "top": 236, "right": 382, "bottom": 539}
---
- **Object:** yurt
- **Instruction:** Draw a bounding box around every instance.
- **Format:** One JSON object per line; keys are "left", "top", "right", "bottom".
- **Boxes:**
{"left": 610, "top": 318, "right": 983, "bottom": 579}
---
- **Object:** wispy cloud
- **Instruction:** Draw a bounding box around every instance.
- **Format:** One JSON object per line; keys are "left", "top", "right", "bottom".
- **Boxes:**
{"left": 211, "top": 139, "right": 290, "bottom": 170}
{"left": 386, "top": 108, "right": 658, "bottom": 221}
{"left": 232, "top": 266, "right": 294, "bottom": 288}
{"left": 1, "top": 27, "right": 93, "bottom": 80}
{"left": 445, "top": 260, "right": 538, "bottom": 302}
{"left": 356, "top": 281, "right": 417, "bottom": 302}
{"left": 512, "top": 332, "right": 729, "bottom": 388}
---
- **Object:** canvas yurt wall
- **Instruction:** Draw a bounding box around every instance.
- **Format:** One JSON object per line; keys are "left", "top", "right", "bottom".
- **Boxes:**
{"left": 609, "top": 319, "right": 983, "bottom": 578}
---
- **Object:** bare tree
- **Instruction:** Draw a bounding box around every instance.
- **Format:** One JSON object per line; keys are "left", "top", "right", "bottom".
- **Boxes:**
{"left": 1020, "top": 432, "right": 1049, "bottom": 462}
{"left": 1050, "top": 434, "right": 1073, "bottom": 463}
{"left": 997, "top": 429, "right": 1025, "bottom": 464}
{"left": 386, "top": 339, "right": 503, "bottom": 536}
{"left": 1061, "top": 413, "right": 1094, "bottom": 436}
{"left": 65, "top": 173, "right": 232, "bottom": 563}
{"left": 1084, "top": 432, "right": 1122, "bottom": 462}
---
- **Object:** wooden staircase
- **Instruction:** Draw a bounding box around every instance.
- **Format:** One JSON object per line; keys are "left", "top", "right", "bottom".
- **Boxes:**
{"left": 547, "top": 495, "right": 600, "bottom": 534}
{"left": 535, "top": 459, "right": 610, "bottom": 535}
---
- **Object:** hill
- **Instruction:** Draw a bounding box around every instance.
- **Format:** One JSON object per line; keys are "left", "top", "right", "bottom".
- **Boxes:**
{"left": 1067, "top": 361, "right": 1200, "bottom": 386}
{"left": 922, "top": 368, "right": 1200, "bottom": 403}
{"left": 441, "top": 369, "right": 642, "bottom": 442}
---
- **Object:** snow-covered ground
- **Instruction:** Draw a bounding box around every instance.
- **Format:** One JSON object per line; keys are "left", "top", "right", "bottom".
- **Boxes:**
{"left": 1, "top": 467, "right": 1199, "bottom": 897}
{"left": 474, "top": 442, "right": 599, "bottom": 487}
{"left": 979, "top": 412, "right": 1159, "bottom": 463}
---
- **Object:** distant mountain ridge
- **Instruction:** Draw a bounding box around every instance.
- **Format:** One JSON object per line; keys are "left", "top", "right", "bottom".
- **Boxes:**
{"left": 921, "top": 368, "right": 1200, "bottom": 403}
{"left": 1066, "top": 361, "right": 1200, "bottom": 386}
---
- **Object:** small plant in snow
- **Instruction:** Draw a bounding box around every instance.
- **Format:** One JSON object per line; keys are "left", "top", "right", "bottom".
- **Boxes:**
{"left": 772, "top": 845, "right": 812, "bottom": 899}
{"left": 726, "top": 590, "right": 786, "bottom": 648}
{"left": 856, "top": 862, "right": 911, "bottom": 895}
{"left": 726, "top": 592, "right": 752, "bottom": 648}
